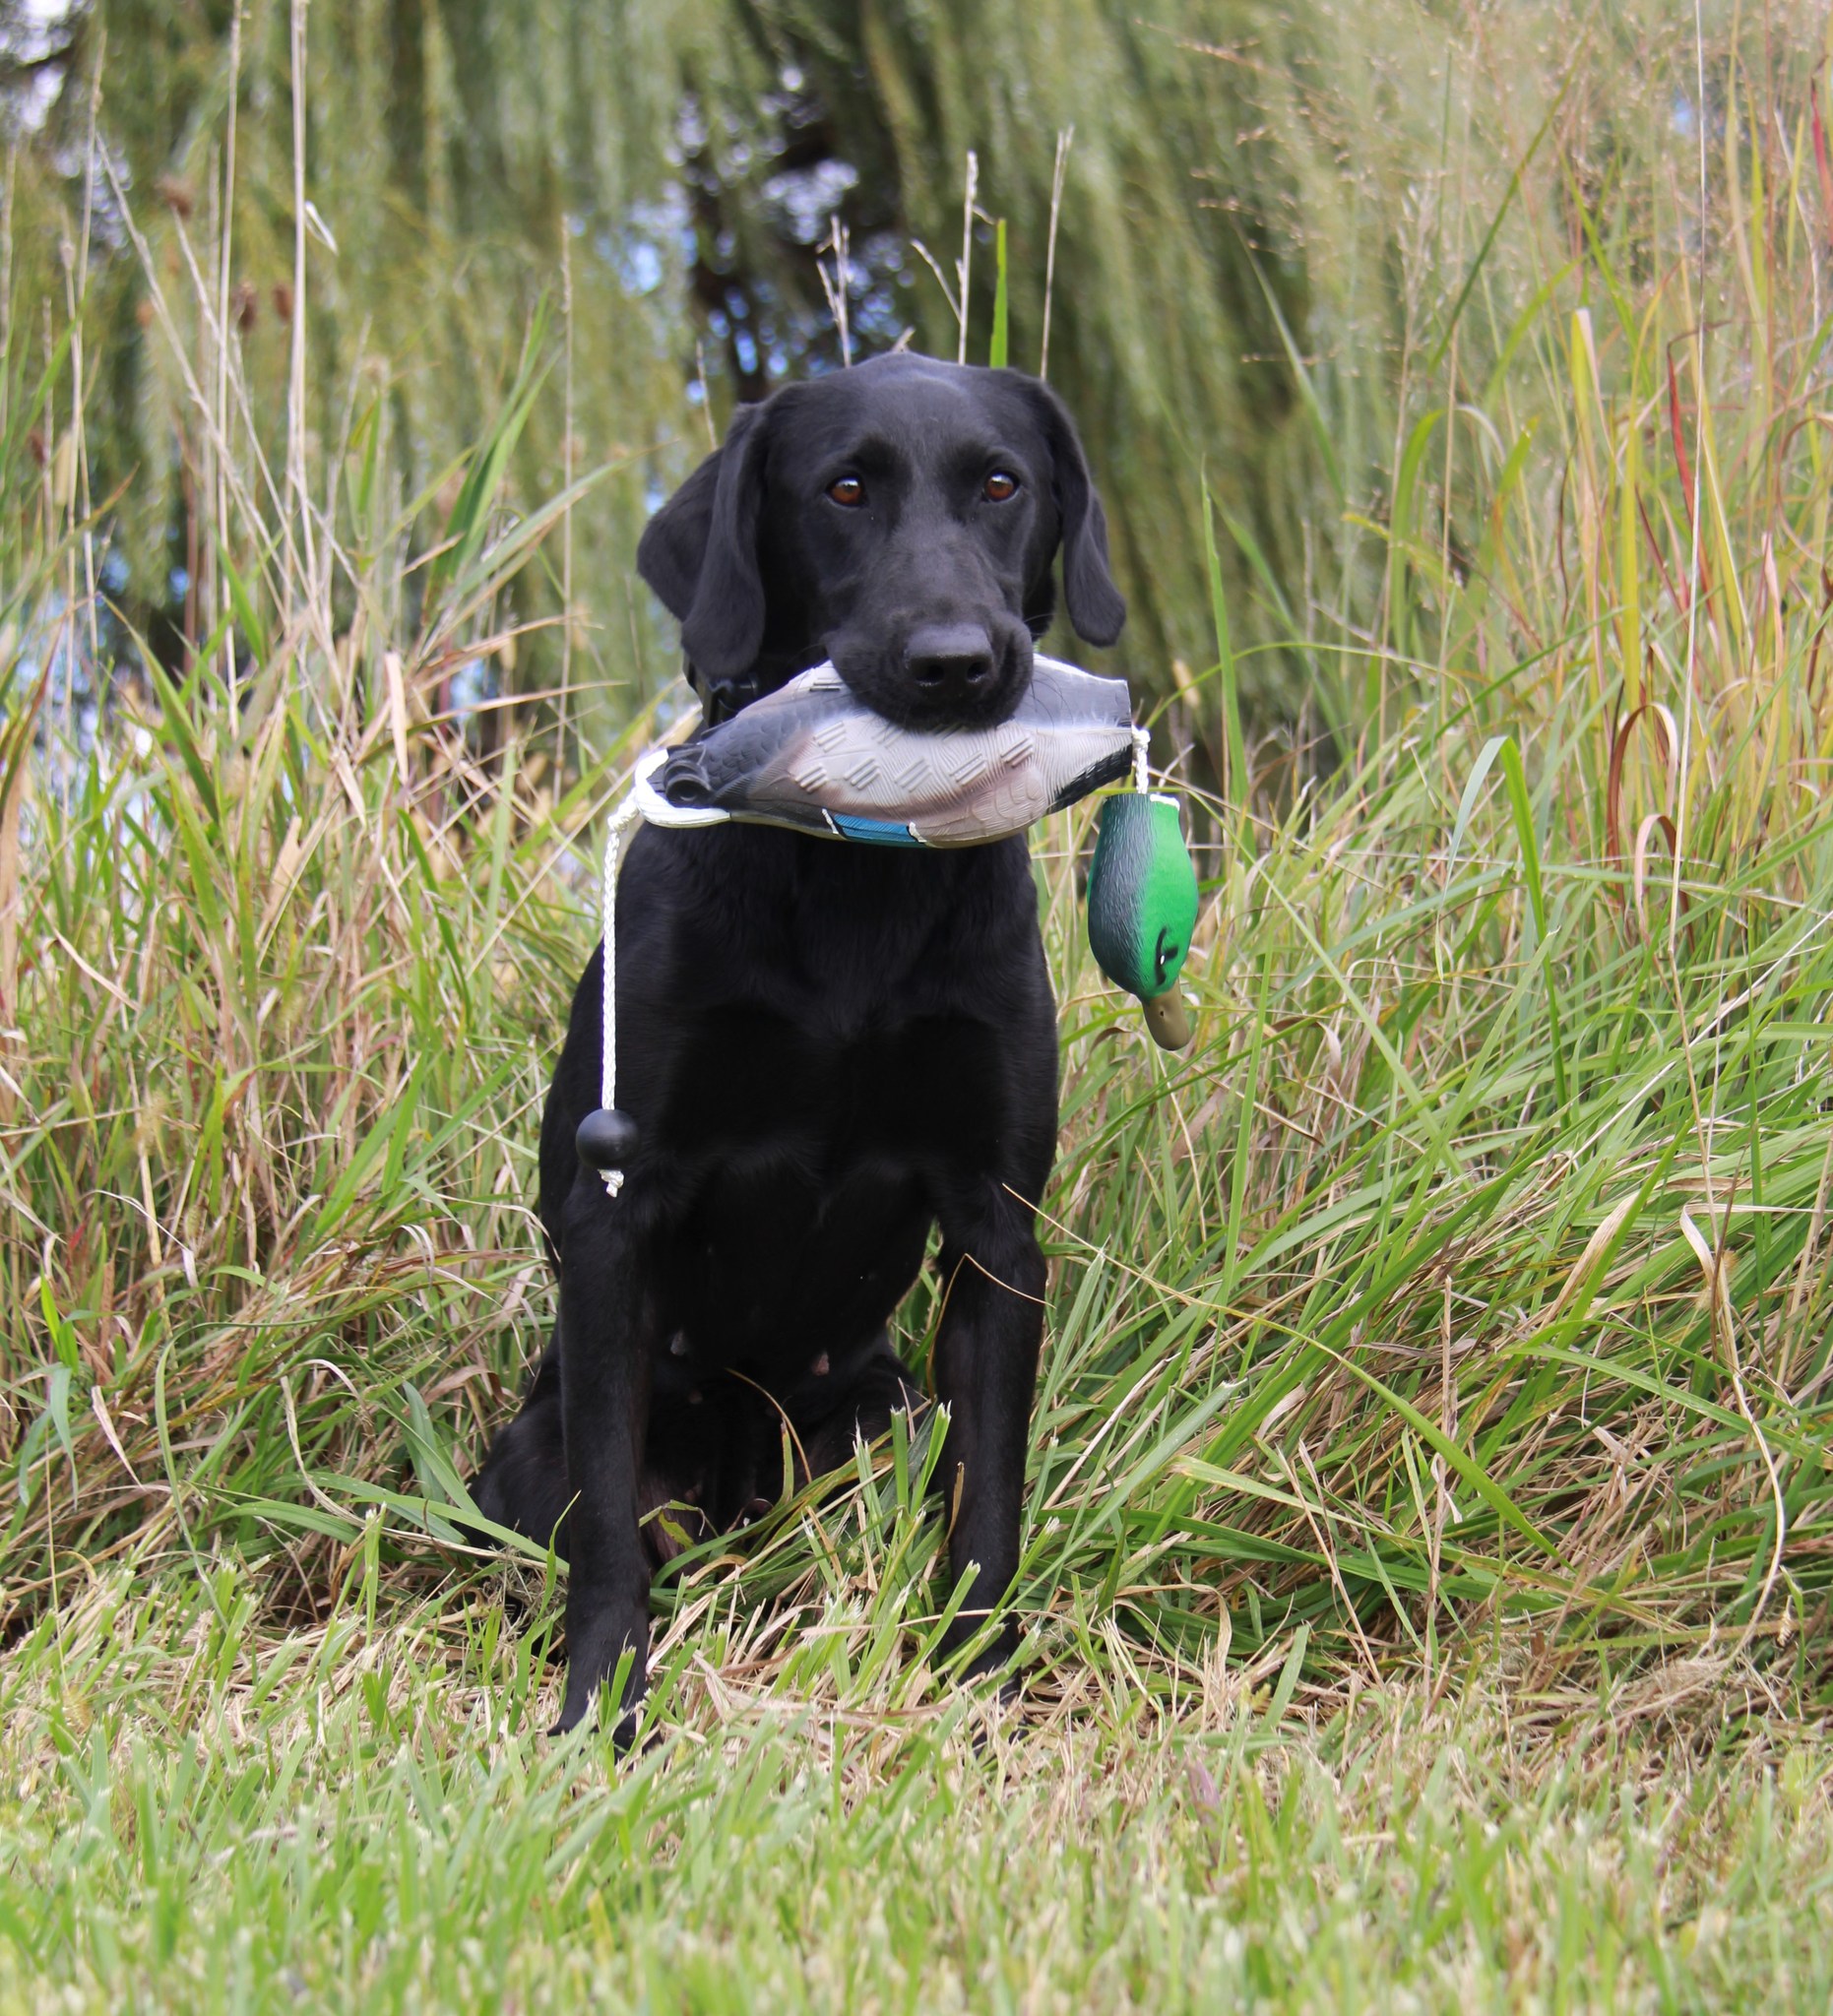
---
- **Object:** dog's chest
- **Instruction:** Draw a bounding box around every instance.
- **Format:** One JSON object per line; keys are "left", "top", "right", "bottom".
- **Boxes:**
{"left": 640, "top": 1006, "right": 1003, "bottom": 1362}
{"left": 656, "top": 1002, "right": 1006, "bottom": 1170}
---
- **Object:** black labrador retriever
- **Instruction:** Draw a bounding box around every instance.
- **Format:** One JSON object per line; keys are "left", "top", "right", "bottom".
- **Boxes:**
{"left": 473, "top": 350, "right": 1125, "bottom": 1733}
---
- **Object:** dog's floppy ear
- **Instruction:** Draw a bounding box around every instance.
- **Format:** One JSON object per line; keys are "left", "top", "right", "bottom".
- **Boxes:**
{"left": 635, "top": 403, "right": 770, "bottom": 682}
{"left": 1023, "top": 380, "right": 1126, "bottom": 648}
{"left": 634, "top": 442, "right": 722, "bottom": 621}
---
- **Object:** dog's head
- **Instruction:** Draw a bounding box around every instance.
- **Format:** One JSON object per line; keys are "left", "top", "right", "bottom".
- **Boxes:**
{"left": 636, "top": 352, "right": 1126, "bottom": 728}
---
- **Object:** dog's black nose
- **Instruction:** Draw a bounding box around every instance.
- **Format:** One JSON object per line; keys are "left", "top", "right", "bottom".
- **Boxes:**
{"left": 904, "top": 623, "right": 995, "bottom": 702}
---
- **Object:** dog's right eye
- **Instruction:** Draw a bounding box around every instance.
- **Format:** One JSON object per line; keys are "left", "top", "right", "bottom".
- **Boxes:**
{"left": 826, "top": 475, "right": 865, "bottom": 508}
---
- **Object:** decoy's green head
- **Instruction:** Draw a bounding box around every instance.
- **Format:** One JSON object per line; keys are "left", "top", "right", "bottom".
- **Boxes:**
{"left": 1087, "top": 793, "right": 1200, "bottom": 1003}
{"left": 633, "top": 353, "right": 1127, "bottom": 731}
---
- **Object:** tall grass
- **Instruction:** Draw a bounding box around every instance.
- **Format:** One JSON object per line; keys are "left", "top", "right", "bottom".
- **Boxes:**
{"left": 2, "top": 3, "right": 1833, "bottom": 2002}
{"left": 25, "top": 1, "right": 1815, "bottom": 736}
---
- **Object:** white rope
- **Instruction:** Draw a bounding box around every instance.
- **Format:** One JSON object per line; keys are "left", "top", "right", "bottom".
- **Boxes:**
{"left": 1130, "top": 724, "right": 1150, "bottom": 796}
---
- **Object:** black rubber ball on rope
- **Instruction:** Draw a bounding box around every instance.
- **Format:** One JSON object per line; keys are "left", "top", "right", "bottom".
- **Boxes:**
{"left": 577, "top": 1106, "right": 639, "bottom": 1172}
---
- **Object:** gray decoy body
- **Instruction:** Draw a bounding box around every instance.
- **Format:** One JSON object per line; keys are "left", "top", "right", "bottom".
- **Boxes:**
{"left": 641, "top": 655, "right": 1137, "bottom": 848}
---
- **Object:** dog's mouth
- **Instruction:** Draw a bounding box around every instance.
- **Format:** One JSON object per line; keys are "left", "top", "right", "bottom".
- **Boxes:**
{"left": 828, "top": 618, "right": 1035, "bottom": 732}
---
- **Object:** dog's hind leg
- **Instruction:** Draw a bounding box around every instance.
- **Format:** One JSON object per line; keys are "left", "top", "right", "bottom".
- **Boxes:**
{"left": 471, "top": 1329, "right": 573, "bottom": 1551}
{"left": 797, "top": 1328, "right": 925, "bottom": 1478}
{"left": 705, "top": 1331, "right": 924, "bottom": 1528}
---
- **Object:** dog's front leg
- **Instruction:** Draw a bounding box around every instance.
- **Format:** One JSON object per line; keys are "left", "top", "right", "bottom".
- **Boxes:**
{"left": 553, "top": 1172, "right": 654, "bottom": 1739}
{"left": 931, "top": 1183, "right": 1047, "bottom": 1681}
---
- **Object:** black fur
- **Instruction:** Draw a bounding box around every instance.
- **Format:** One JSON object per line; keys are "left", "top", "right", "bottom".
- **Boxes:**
{"left": 472, "top": 352, "right": 1125, "bottom": 1734}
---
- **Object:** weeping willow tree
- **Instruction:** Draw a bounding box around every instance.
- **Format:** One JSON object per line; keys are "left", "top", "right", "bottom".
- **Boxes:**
{"left": 7, "top": 0, "right": 1745, "bottom": 760}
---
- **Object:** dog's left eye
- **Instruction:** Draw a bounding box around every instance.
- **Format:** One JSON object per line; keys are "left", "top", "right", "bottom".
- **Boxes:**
{"left": 982, "top": 471, "right": 1019, "bottom": 502}
{"left": 827, "top": 475, "right": 865, "bottom": 507}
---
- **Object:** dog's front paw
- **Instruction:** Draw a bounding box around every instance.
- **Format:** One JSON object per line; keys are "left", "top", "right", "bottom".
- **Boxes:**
{"left": 547, "top": 1689, "right": 646, "bottom": 1753}
{"left": 549, "top": 1671, "right": 648, "bottom": 1749}
{"left": 942, "top": 1609, "right": 1023, "bottom": 1690}
{"left": 552, "top": 1597, "right": 648, "bottom": 1745}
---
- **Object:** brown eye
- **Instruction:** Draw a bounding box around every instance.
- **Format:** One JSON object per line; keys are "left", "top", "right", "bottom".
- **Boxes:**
{"left": 827, "top": 475, "right": 864, "bottom": 507}
{"left": 983, "top": 470, "right": 1019, "bottom": 502}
